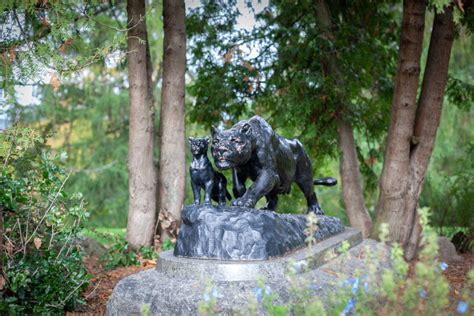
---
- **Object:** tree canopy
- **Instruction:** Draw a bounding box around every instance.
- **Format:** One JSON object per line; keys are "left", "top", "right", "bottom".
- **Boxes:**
{"left": 1, "top": 0, "right": 472, "bottom": 234}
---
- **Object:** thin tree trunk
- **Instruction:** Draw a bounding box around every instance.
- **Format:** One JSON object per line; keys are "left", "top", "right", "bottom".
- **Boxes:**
{"left": 404, "top": 6, "right": 455, "bottom": 259}
{"left": 314, "top": 0, "right": 372, "bottom": 237}
{"left": 126, "top": 0, "right": 157, "bottom": 248}
{"left": 337, "top": 117, "right": 372, "bottom": 237}
{"left": 157, "top": 0, "right": 186, "bottom": 243}
{"left": 372, "top": 0, "right": 426, "bottom": 244}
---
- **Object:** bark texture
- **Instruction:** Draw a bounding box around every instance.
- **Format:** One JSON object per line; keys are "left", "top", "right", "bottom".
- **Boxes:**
{"left": 337, "top": 118, "right": 372, "bottom": 237}
{"left": 372, "top": 0, "right": 426, "bottom": 243}
{"left": 126, "top": 0, "right": 157, "bottom": 248}
{"left": 157, "top": 0, "right": 186, "bottom": 242}
{"left": 404, "top": 6, "right": 455, "bottom": 259}
{"left": 373, "top": 1, "right": 455, "bottom": 260}
{"left": 314, "top": 0, "right": 372, "bottom": 237}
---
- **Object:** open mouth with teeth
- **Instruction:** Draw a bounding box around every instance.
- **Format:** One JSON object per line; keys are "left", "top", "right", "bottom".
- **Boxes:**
{"left": 215, "top": 156, "right": 233, "bottom": 169}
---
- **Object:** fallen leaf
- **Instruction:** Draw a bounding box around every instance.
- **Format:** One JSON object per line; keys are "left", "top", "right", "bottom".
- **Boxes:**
{"left": 34, "top": 237, "right": 42, "bottom": 249}
{"left": 142, "top": 259, "right": 156, "bottom": 266}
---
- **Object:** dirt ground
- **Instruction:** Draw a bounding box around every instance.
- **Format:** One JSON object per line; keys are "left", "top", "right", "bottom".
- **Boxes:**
{"left": 68, "top": 253, "right": 473, "bottom": 315}
{"left": 443, "top": 254, "right": 474, "bottom": 313}
{"left": 65, "top": 256, "right": 156, "bottom": 316}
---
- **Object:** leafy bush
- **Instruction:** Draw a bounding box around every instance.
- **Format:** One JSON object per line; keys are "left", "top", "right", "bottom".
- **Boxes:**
{"left": 422, "top": 144, "right": 474, "bottom": 234}
{"left": 96, "top": 232, "right": 157, "bottom": 270}
{"left": 0, "top": 127, "right": 90, "bottom": 314}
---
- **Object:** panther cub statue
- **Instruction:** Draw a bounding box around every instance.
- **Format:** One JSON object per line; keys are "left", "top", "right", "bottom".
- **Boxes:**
{"left": 188, "top": 137, "right": 232, "bottom": 207}
{"left": 211, "top": 115, "right": 336, "bottom": 214}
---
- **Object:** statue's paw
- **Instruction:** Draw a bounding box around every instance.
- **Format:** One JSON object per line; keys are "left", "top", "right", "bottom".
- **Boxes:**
{"left": 203, "top": 200, "right": 212, "bottom": 206}
{"left": 307, "top": 204, "right": 324, "bottom": 215}
{"left": 231, "top": 197, "right": 256, "bottom": 208}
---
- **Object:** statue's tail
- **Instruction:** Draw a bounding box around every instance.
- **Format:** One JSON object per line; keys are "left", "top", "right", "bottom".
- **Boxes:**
{"left": 314, "top": 177, "right": 337, "bottom": 186}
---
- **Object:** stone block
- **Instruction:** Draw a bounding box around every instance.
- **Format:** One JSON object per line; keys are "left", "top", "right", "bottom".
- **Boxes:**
{"left": 106, "top": 228, "right": 386, "bottom": 316}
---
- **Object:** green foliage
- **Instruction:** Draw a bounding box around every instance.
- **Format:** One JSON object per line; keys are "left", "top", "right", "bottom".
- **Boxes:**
{"left": 420, "top": 20, "right": 473, "bottom": 235}
{"left": 2, "top": 0, "right": 472, "bottom": 241}
{"left": 161, "top": 238, "right": 174, "bottom": 251}
{"left": 9, "top": 3, "right": 132, "bottom": 226}
{"left": 198, "top": 281, "right": 219, "bottom": 315}
{"left": 421, "top": 94, "right": 473, "bottom": 232}
{"left": 447, "top": 76, "right": 474, "bottom": 111}
{"left": 187, "top": 1, "right": 397, "bottom": 161}
{"left": 304, "top": 212, "right": 318, "bottom": 247}
{"left": 0, "top": 1, "right": 127, "bottom": 100}
{"left": 0, "top": 127, "right": 90, "bottom": 314}
{"left": 97, "top": 232, "right": 157, "bottom": 271}
{"left": 6, "top": 1, "right": 164, "bottom": 228}
{"left": 429, "top": 0, "right": 451, "bottom": 14}
{"left": 101, "top": 238, "right": 140, "bottom": 270}
{"left": 38, "top": 78, "right": 131, "bottom": 227}
{"left": 80, "top": 227, "right": 126, "bottom": 246}
{"left": 186, "top": 1, "right": 248, "bottom": 125}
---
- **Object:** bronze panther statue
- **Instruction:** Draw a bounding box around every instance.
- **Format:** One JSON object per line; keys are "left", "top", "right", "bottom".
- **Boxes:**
{"left": 211, "top": 116, "right": 336, "bottom": 214}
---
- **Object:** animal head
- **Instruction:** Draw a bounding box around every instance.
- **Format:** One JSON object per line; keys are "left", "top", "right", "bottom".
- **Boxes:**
{"left": 188, "top": 137, "right": 209, "bottom": 155}
{"left": 210, "top": 122, "right": 254, "bottom": 170}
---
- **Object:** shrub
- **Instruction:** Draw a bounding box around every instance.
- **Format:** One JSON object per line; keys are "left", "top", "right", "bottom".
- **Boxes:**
{"left": 0, "top": 127, "right": 90, "bottom": 314}
{"left": 95, "top": 231, "right": 157, "bottom": 270}
{"left": 421, "top": 141, "right": 474, "bottom": 236}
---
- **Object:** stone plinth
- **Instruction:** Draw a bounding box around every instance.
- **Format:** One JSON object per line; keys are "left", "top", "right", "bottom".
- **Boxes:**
{"left": 174, "top": 205, "right": 345, "bottom": 260}
{"left": 106, "top": 228, "right": 387, "bottom": 316}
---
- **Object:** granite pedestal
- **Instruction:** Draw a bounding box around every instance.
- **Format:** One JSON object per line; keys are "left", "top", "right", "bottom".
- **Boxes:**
{"left": 105, "top": 228, "right": 392, "bottom": 315}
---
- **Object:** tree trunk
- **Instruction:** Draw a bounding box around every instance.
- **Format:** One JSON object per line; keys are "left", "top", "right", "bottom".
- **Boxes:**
{"left": 371, "top": 0, "right": 426, "bottom": 244}
{"left": 126, "top": 0, "right": 157, "bottom": 248}
{"left": 157, "top": 0, "right": 186, "bottom": 243}
{"left": 404, "top": 6, "right": 455, "bottom": 259}
{"left": 372, "top": 1, "right": 455, "bottom": 260}
{"left": 337, "top": 117, "right": 372, "bottom": 237}
{"left": 314, "top": 0, "right": 372, "bottom": 237}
